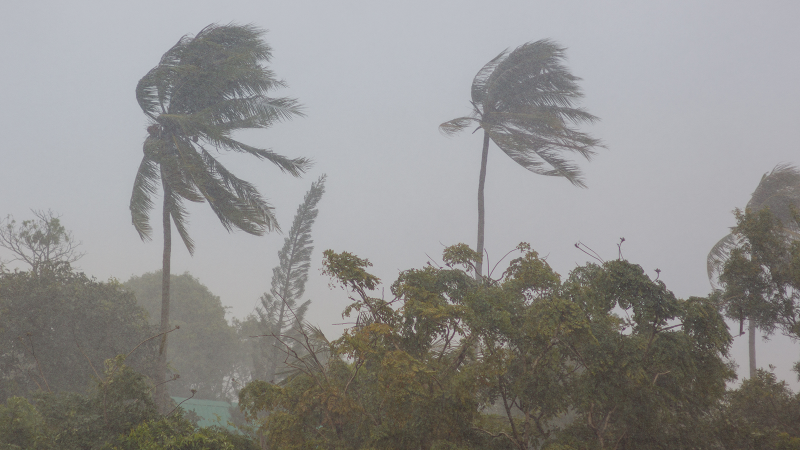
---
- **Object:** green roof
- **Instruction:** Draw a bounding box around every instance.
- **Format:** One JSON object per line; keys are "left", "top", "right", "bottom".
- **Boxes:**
{"left": 171, "top": 397, "right": 236, "bottom": 430}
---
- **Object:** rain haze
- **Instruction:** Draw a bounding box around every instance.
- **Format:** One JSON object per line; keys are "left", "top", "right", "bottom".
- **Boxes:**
{"left": 2, "top": 0, "right": 800, "bottom": 388}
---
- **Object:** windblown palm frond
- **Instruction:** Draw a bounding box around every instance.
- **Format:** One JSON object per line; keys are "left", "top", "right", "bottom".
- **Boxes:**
{"left": 130, "top": 23, "right": 310, "bottom": 254}
{"left": 747, "top": 164, "right": 800, "bottom": 224}
{"left": 707, "top": 233, "right": 740, "bottom": 290}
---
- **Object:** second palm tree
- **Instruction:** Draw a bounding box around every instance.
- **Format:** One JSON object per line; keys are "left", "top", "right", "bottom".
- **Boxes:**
{"left": 441, "top": 40, "right": 602, "bottom": 277}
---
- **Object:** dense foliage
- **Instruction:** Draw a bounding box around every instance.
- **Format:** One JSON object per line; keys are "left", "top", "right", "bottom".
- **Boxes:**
{"left": 0, "top": 266, "right": 155, "bottom": 402}
{"left": 5, "top": 22, "right": 800, "bottom": 449}
{"left": 123, "top": 271, "right": 240, "bottom": 401}
{"left": 714, "top": 370, "right": 800, "bottom": 449}
{"left": 720, "top": 208, "right": 800, "bottom": 340}
{"left": 0, "top": 357, "right": 257, "bottom": 449}
{"left": 707, "top": 164, "right": 800, "bottom": 377}
{"left": 239, "top": 244, "right": 736, "bottom": 449}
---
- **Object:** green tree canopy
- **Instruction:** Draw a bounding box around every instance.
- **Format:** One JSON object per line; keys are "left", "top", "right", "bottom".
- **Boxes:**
{"left": 123, "top": 271, "right": 240, "bottom": 401}
{"left": 719, "top": 208, "right": 800, "bottom": 345}
{"left": 0, "top": 267, "right": 154, "bottom": 402}
{"left": 706, "top": 164, "right": 800, "bottom": 377}
{"left": 714, "top": 369, "right": 800, "bottom": 449}
{"left": 239, "top": 244, "right": 733, "bottom": 450}
{"left": 0, "top": 357, "right": 259, "bottom": 449}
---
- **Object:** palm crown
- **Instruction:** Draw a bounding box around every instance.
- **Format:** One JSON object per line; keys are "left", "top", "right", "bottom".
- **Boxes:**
{"left": 130, "top": 24, "right": 309, "bottom": 254}
{"left": 441, "top": 39, "right": 601, "bottom": 186}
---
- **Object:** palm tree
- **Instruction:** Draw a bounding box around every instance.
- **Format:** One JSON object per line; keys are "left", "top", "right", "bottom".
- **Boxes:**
{"left": 129, "top": 24, "right": 309, "bottom": 411}
{"left": 440, "top": 39, "right": 602, "bottom": 277}
{"left": 707, "top": 163, "right": 800, "bottom": 378}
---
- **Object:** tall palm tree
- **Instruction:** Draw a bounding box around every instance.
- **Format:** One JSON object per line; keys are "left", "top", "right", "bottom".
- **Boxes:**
{"left": 129, "top": 23, "right": 309, "bottom": 411}
{"left": 707, "top": 163, "right": 800, "bottom": 378}
{"left": 440, "top": 39, "right": 602, "bottom": 277}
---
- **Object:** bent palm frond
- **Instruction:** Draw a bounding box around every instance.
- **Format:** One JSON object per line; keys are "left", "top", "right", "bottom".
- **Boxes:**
{"left": 707, "top": 233, "right": 739, "bottom": 290}
{"left": 129, "top": 151, "right": 161, "bottom": 240}
{"left": 471, "top": 48, "right": 508, "bottom": 105}
{"left": 747, "top": 164, "right": 800, "bottom": 225}
{"left": 439, "top": 116, "right": 476, "bottom": 136}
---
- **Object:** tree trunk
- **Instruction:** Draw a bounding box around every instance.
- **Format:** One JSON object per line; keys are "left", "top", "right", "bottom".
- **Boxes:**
{"left": 267, "top": 299, "right": 287, "bottom": 383}
{"left": 476, "top": 131, "right": 490, "bottom": 278}
{"left": 267, "top": 246, "right": 295, "bottom": 382}
{"left": 155, "top": 185, "right": 172, "bottom": 413}
{"left": 749, "top": 319, "right": 756, "bottom": 378}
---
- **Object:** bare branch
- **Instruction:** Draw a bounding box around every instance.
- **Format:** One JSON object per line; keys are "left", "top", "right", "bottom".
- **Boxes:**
{"left": 0, "top": 210, "right": 84, "bottom": 274}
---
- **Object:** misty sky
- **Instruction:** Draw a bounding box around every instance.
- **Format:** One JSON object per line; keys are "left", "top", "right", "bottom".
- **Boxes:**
{"left": 1, "top": 1, "right": 799, "bottom": 385}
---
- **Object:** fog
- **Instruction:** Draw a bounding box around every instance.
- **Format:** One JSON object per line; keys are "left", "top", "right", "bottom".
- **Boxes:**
{"left": 1, "top": 1, "right": 799, "bottom": 386}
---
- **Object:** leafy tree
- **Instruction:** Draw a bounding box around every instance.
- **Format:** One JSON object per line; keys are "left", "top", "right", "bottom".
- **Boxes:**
{"left": 0, "top": 267, "right": 154, "bottom": 402}
{"left": 557, "top": 260, "right": 734, "bottom": 449}
{"left": 241, "top": 250, "right": 485, "bottom": 450}
{"left": 0, "top": 356, "right": 157, "bottom": 449}
{"left": 251, "top": 175, "right": 326, "bottom": 383}
{"left": 129, "top": 23, "right": 309, "bottom": 410}
{"left": 123, "top": 271, "right": 240, "bottom": 401}
{"left": 0, "top": 356, "right": 259, "bottom": 449}
{"left": 239, "top": 244, "right": 733, "bottom": 450}
{"left": 714, "top": 369, "right": 800, "bottom": 449}
{"left": 116, "top": 419, "right": 259, "bottom": 450}
{"left": 440, "top": 40, "right": 602, "bottom": 277}
{"left": 0, "top": 395, "right": 48, "bottom": 449}
{"left": 0, "top": 210, "right": 83, "bottom": 275}
{"left": 708, "top": 163, "right": 800, "bottom": 377}
{"left": 718, "top": 208, "right": 800, "bottom": 349}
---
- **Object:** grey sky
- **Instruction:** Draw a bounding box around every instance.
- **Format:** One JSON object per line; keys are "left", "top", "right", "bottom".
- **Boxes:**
{"left": 2, "top": 1, "right": 799, "bottom": 385}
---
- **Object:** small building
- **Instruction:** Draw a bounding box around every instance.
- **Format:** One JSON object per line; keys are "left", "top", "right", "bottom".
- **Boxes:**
{"left": 171, "top": 397, "right": 237, "bottom": 431}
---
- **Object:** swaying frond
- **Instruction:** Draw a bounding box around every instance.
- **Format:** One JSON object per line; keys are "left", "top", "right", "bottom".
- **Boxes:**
{"left": 130, "top": 23, "right": 309, "bottom": 253}
{"left": 747, "top": 164, "right": 800, "bottom": 225}
{"left": 163, "top": 179, "right": 196, "bottom": 255}
{"left": 439, "top": 116, "right": 476, "bottom": 136}
{"left": 271, "top": 175, "right": 326, "bottom": 303}
{"left": 707, "top": 233, "right": 740, "bottom": 290}
{"left": 471, "top": 49, "right": 508, "bottom": 106}
{"left": 130, "top": 151, "right": 160, "bottom": 241}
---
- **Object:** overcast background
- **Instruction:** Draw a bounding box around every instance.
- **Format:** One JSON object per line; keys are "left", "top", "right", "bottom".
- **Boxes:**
{"left": 1, "top": 1, "right": 799, "bottom": 386}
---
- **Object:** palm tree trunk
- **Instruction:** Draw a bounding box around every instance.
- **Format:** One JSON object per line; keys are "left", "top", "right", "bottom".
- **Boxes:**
{"left": 476, "top": 131, "right": 490, "bottom": 278}
{"left": 749, "top": 320, "right": 756, "bottom": 378}
{"left": 155, "top": 185, "right": 172, "bottom": 413}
